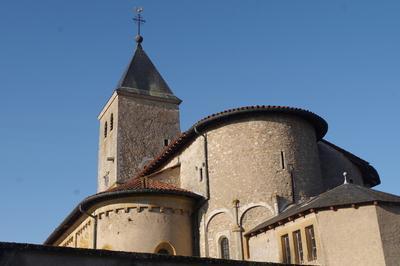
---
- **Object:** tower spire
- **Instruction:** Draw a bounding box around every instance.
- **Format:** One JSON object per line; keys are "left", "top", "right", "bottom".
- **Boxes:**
{"left": 133, "top": 7, "right": 145, "bottom": 44}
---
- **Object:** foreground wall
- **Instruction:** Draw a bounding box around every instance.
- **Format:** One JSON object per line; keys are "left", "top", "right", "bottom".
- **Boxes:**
{"left": 0, "top": 242, "right": 286, "bottom": 266}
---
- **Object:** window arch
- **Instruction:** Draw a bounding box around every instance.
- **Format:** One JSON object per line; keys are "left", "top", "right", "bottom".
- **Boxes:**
{"left": 110, "top": 113, "right": 114, "bottom": 131}
{"left": 104, "top": 122, "right": 108, "bottom": 138}
{"left": 219, "top": 236, "right": 230, "bottom": 259}
{"left": 154, "top": 242, "right": 176, "bottom": 256}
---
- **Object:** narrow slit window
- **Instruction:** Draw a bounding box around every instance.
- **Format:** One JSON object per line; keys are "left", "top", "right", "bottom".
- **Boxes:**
{"left": 104, "top": 122, "right": 108, "bottom": 138}
{"left": 280, "top": 151, "right": 285, "bottom": 169}
{"left": 164, "top": 139, "right": 169, "bottom": 147}
{"left": 110, "top": 113, "right": 114, "bottom": 131}
{"left": 306, "top": 225, "right": 317, "bottom": 261}
{"left": 281, "top": 234, "right": 291, "bottom": 264}
{"left": 293, "top": 230, "right": 304, "bottom": 263}
{"left": 199, "top": 168, "right": 203, "bottom": 182}
{"left": 103, "top": 175, "right": 109, "bottom": 187}
{"left": 220, "top": 237, "right": 230, "bottom": 259}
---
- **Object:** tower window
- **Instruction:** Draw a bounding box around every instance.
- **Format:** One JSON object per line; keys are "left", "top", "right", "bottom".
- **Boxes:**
{"left": 220, "top": 237, "right": 230, "bottom": 259}
{"left": 110, "top": 113, "right": 114, "bottom": 131}
{"left": 280, "top": 151, "right": 285, "bottom": 169}
{"left": 281, "top": 234, "right": 291, "bottom": 264}
{"left": 293, "top": 230, "right": 304, "bottom": 263}
{"left": 305, "top": 225, "right": 317, "bottom": 261}
{"left": 104, "top": 122, "right": 108, "bottom": 138}
{"left": 103, "top": 175, "right": 109, "bottom": 187}
{"left": 199, "top": 168, "right": 203, "bottom": 182}
{"left": 164, "top": 139, "right": 169, "bottom": 147}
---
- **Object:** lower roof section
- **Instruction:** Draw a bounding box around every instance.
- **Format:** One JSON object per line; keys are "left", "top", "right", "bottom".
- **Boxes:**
{"left": 44, "top": 183, "right": 203, "bottom": 246}
{"left": 246, "top": 183, "right": 400, "bottom": 237}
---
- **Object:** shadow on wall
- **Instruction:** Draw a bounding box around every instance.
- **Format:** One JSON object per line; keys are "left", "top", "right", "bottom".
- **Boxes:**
{"left": 0, "top": 242, "right": 288, "bottom": 266}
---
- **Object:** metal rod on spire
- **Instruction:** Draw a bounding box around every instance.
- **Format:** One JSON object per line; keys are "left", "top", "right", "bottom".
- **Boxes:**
{"left": 133, "top": 7, "right": 146, "bottom": 41}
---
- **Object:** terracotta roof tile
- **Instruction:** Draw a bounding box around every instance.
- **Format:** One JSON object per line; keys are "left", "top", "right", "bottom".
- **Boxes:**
{"left": 107, "top": 178, "right": 191, "bottom": 194}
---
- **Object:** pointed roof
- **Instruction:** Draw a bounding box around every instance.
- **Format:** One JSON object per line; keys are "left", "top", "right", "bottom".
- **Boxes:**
{"left": 116, "top": 43, "right": 181, "bottom": 104}
{"left": 246, "top": 183, "right": 400, "bottom": 236}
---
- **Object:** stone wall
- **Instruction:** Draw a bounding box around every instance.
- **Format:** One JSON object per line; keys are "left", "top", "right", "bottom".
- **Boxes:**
{"left": 156, "top": 113, "right": 323, "bottom": 260}
{"left": 55, "top": 194, "right": 195, "bottom": 256}
{"left": 97, "top": 91, "right": 180, "bottom": 192}
{"left": 247, "top": 205, "right": 393, "bottom": 265}
{"left": 247, "top": 230, "right": 279, "bottom": 263}
{"left": 117, "top": 95, "right": 180, "bottom": 183}
{"left": 0, "top": 242, "right": 287, "bottom": 266}
{"left": 59, "top": 216, "right": 93, "bottom": 249}
{"left": 376, "top": 204, "right": 400, "bottom": 265}
{"left": 317, "top": 206, "right": 385, "bottom": 265}
{"left": 248, "top": 213, "right": 320, "bottom": 264}
{"left": 97, "top": 92, "right": 119, "bottom": 192}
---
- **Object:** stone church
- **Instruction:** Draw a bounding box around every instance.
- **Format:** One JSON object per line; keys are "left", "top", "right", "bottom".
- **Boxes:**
{"left": 44, "top": 29, "right": 400, "bottom": 266}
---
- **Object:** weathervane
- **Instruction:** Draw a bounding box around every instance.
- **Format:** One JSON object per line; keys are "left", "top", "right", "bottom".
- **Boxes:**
{"left": 133, "top": 7, "right": 145, "bottom": 43}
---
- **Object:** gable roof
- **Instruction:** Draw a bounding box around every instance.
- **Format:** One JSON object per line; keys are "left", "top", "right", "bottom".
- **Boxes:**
{"left": 246, "top": 183, "right": 400, "bottom": 237}
{"left": 117, "top": 43, "right": 181, "bottom": 104}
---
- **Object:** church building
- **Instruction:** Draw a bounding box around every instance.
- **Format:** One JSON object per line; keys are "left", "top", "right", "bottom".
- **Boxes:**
{"left": 44, "top": 16, "right": 400, "bottom": 266}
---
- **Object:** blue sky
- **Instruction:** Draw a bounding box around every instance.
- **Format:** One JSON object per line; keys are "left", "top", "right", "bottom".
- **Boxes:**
{"left": 0, "top": 0, "right": 399, "bottom": 244}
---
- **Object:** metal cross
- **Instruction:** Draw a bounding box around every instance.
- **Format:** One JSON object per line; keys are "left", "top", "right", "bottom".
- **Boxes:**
{"left": 133, "top": 7, "right": 146, "bottom": 36}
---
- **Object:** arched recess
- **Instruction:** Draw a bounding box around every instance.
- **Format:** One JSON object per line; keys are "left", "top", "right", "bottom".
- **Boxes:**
{"left": 240, "top": 204, "right": 274, "bottom": 259}
{"left": 239, "top": 204, "right": 274, "bottom": 232}
{"left": 206, "top": 212, "right": 234, "bottom": 258}
{"left": 205, "top": 208, "right": 234, "bottom": 230}
{"left": 154, "top": 242, "right": 176, "bottom": 255}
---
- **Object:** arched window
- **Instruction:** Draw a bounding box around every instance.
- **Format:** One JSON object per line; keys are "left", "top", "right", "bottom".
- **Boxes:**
{"left": 157, "top": 249, "right": 170, "bottom": 255}
{"left": 220, "top": 236, "right": 230, "bottom": 259}
{"left": 110, "top": 113, "right": 114, "bottom": 131}
{"left": 154, "top": 242, "right": 176, "bottom": 256}
{"left": 104, "top": 122, "right": 108, "bottom": 138}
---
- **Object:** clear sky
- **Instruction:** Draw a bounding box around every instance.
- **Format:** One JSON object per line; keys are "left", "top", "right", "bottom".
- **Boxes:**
{"left": 0, "top": 0, "right": 399, "bottom": 244}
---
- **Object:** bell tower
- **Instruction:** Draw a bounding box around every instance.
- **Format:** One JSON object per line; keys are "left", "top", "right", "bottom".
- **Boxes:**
{"left": 97, "top": 11, "right": 181, "bottom": 192}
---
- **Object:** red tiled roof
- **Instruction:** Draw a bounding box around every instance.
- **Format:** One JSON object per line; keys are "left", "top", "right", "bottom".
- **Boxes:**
{"left": 107, "top": 178, "right": 191, "bottom": 194}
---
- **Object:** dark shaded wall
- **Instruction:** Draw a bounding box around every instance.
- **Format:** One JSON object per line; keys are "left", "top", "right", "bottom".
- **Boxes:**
{"left": 0, "top": 242, "right": 289, "bottom": 266}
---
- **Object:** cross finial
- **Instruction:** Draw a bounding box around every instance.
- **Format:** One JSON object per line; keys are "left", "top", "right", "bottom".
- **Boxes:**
{"left": 133, "top": 7, "right": 146, "bottom": 43}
